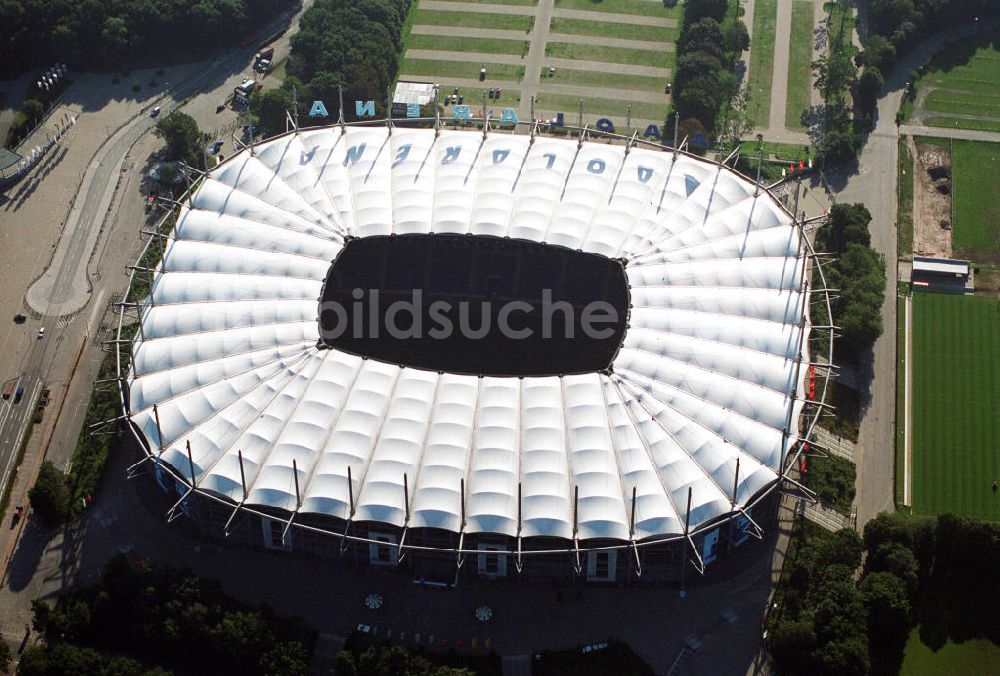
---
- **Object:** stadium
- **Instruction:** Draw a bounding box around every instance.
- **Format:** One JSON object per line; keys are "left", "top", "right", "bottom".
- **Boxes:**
{"left": 113, "top": 120, "right": 832, "bottom": 584}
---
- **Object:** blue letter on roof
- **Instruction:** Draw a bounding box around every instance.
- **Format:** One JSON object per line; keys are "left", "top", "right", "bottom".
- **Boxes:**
{"left": 356, "top": 100, "right": 375, "bottom": 117}
{"left": 309, "top": 100, "right": 329, "bottom": 118}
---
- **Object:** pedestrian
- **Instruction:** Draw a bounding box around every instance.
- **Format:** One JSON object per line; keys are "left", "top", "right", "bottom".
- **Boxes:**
{"left": 992, "top": 479, "right": 997, "bottom": 493}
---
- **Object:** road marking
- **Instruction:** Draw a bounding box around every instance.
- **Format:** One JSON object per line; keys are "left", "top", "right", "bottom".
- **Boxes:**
{"left": 0, "top": 379, "right": 41, "bottom": 498}
{"left": 0, "top": 375, "right": 23, "bottom": 433}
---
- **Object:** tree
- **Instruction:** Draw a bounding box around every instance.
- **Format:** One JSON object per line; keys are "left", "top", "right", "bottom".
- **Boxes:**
{"left": 856, "top": 34, "right": 896, "bottom": 71}
{"left": 817, "top": 128, "right": 858, "bottom": 166}
{"left": 855, "top": 67, "right": 885, "bottom": 112}
{"left": 769, "top": 618, "right": 818, "bottom": 674}
{"left": 812, "top": 49, "right": 856, "bottom": 101}
{"left": 261, "top": 641, "right": 309, "bottom": 676}
{"left": 678, "top": 18, "right": 726, "bottom": 62}
{"left": 683, "top": 0, "right": 728, "bottom": 25}
{"left": 28, "top": 460, "right": 70, "bottom": 527}
{"left": 154, "top": 111, "right": 205, "bottom": 169}
{"left": 724, "top": 20, "right": 751, "bottom": 55}
{"left": 823, "top": 203, "right": 872, "bottom": 252}
{"left": 812, "top": 635, "right": 869, "bottom": 676}
{"left": 868, "top": 541, "right": 920, "bottom": 598}
{"left": 250, "top": 87, "right": 294, "bottom": 139}
{"left": 861, "top": 571, "right": 911, "bottom": 641}
{"left": 334, "top": 650, "right": 358, "bottom": 676}
{"left": 0, "top": 639, "right": 10, "bottom": 674}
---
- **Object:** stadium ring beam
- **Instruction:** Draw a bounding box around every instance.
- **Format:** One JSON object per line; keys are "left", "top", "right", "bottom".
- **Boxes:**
{"left": 114, "top": 118, "right": 833, "bottom": 582}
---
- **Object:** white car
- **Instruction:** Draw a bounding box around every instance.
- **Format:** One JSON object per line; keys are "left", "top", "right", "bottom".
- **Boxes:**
{"left": 37, "top": 327, "right": 45, "bottom": 339}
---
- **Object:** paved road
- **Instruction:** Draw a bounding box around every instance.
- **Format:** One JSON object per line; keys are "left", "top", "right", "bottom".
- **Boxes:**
{"left": 898, "top": 123, "right": 1000, "bottom": 143}
{"left": 834, "top": 21, "right": 994, "bottom": 527}
{"left": 765, "top": 0, "right": 794, "bottom": 138}
{"left": 519, "top": 0, "right": 556, "bottom": 119}
{"left": 0, "top": 0, "right": 316, "bottom": 580}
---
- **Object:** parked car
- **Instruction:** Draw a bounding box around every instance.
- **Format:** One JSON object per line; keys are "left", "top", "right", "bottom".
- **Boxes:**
{"left": 150, "top": 106, "right": 161, "bottom": 117}
{"left": 37, "top": 327, "right": 44, "bottom": 339}
{"left": 216, "top": 104, "right": 226, "bottom": 113}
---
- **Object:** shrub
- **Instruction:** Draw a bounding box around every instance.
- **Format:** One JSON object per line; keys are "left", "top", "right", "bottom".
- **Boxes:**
{"left": 28, "top": 461, "right": 70, "bottom": 527}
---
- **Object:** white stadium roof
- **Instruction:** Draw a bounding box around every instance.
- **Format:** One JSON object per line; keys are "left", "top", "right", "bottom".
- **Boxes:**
{"left": 125, "top": 126, "right": 813, "bottom": 547}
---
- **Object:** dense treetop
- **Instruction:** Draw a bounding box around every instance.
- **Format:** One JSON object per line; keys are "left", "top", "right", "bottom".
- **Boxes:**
{"left": 0, "top": 0, "right": 291, "bottom": 76}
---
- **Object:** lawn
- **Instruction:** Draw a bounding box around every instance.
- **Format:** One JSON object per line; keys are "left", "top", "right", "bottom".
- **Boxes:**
{"left": 533, "top": 91, "right": 666, "bottom": 122}
{"left": 406, "top": 34, "right": 529, "bottom": 56}
{"left": 747, "top": 0, "right": 777, "bottom": 128}
{"left": 824, "top": 0, "right": 855, "bottom": 55}
{"left": 785, "top": 0, "right": 814, "bottom": 130}
{"left": 950, "top": 139, "right": 1000, "bottom": 260}
{"left": 909, "top": 27, "right": 1000, "bottom": 130}
{"left": 432, "top": 0, "right": 537, "bottom": 4}
{"left": 545, "top": 67, "right": 665, "bottom": 92}
{"left": 399, "top": 58, "right": 525, "bottom": 82}
{"left": 910, "top": 293, "right": 1000, "bottom": 522}
{"left": 410, "top": 8, "right": 534, "bottom": 31}
{"left": 924, "top": 116, "right": 1000, "bottom": 133}
{"left": 554, "top": 0, "right": 680, "bottom": 19}
{"left": 548, "top": 17, "right": 679, "bottom": 43}
{"left": 545, "top": 41, "right": 675, "bottom": 68}
{"left": 898, "top": 137, "right": 914, "bottom": 257}
{"left": 900, "top": 630, "right": 1000, "bottom": 675}
{"left": 442, "top": 87, "right": 522, "bottom": 112}
{"left": 739, "top": 139, "right": 812, "bottom": 161}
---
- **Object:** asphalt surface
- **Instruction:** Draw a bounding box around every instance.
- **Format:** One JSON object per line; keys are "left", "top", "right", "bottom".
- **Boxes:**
{"left": 0, "top": 0, "right": 315, "bottom": 551}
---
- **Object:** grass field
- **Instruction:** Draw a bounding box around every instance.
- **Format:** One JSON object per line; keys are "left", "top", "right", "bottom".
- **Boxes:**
{"left": 545, "top": 41, "right": 675, "bottom": 68}
{"left": 410, "top": 9, "right": 534, "bottom": 31}
{"left": 739, "top": 139, "right": 811, "bottom": 161}
{"left": 896, "top": 292, "right": 907, "bottom": 507}
{"left": 554, "top": 0, "right": 680, "bottom": 18}
{"left": 910, "top": 293, "right": 1000, "bottom": 522}
{"left": 951, "top": 140, "right": 1000, "bottom": 259}
{"left": 908, "top": 28, "right": 1000, "bottom": 130}
{"left": 901, "top": 630, "right": 1000, "bottom": 675}
{"left": 898, "top": 137, "right": 914, "bottom": 257}
{"left": 546, "top": 68, "right": 665, "bottom": 91}
{"left": 549, "top": 17, "right": 679, "bottom": 42}
{"left": 399, "top": 59, "right": 525, "bottom": 82}
{"left": 747, "top": 0, "right": 777, "bottom": 128}
{"left": 924, "top": 116, "right": 1000, "bottom": 133}
{"left": 785, "top": 0, "right": 813, "bottom": 130}
{"left": 406, "top": 34, "right": 529, "bottom": 55}
{"left": 433, "top": 0, "right": 537, "bottom": 4}
{"left": 533, "top": 92, "right": 666, "bottom": 122}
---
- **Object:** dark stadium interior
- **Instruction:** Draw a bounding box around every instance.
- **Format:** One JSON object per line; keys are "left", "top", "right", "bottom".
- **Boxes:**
{"left": 319, "top": 234, "right": 629, "bottom": 376}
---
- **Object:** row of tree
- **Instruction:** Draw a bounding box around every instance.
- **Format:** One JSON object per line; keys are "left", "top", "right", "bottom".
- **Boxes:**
{"left": 0, "top": 0, "right": 292, "bottom": 77}
{"left": 814, "top": 203, "right": 886, "bottom": 360}
{"left": 671, "top": 0, "right": 749, "bottom": 144}
{"left": 810, "top": 0, "right": 863, "bottom": 166}
{"left": 24, "top": 554, "right": 315, "bottom": 675}
{"left": 768, "top": 512, "right": 1000, "bottom": 675}
{"left": 248, "top": 0, "right": 411, "bottom": 138}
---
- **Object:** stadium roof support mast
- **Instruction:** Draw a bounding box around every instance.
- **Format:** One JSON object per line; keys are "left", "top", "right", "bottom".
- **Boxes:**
{"left": 338, "top": 85, "right": 346, "bottom": 131}
{"left": 396, "top": 472, "right": 412, "bottom": 563}
{"left": 280, "top": 458, "right": 303, "bottom": 542}
{"left": 629, "top": 485, "right": 642, "bottom": 577}
{"left": 730, "top": 458, "right": 764, "bottom": 539}
{"left": 753, "top": 133, "right": 765, "bottom": 197}
{"left": 339, "top": 464, "right": 356, "bottom": 554}
{"left": 571, "top": 485, "right": 582, "bottom": 575}
{"left": 166, "top": 441, "right": 198, "bottom": 523}
{"left": 456, "top": 478, "right": 467, "bottom": 568}
{"left": 223, "top": 449, "right": 250, "bottom": 536}
{"left": 515, "top": 482, "right": 524, "bottom": 573}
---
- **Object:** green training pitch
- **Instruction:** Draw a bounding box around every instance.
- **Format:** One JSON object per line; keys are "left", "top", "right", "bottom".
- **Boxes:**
{"left": 747, "top": 0, "right": 777, "bottom": 128}
{"left": 910, "top": 293, "right": 1000, "bottom": 522}
{"left": 951, "top": 140, "right": 1000, "bottom": 260}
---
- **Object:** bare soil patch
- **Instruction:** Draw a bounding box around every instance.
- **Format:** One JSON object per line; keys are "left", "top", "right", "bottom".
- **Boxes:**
{"left": 911, "top": 137, "right": 953, "bottom": 258}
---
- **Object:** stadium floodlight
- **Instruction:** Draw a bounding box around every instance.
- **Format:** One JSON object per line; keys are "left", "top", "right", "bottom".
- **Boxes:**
{"left": 116, "top": 124, "right": 826, "bottom": 576}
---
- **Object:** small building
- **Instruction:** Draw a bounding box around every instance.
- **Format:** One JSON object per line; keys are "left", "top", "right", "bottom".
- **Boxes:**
{"left": 911, "top": 256, "right": 973, "bottom": 293}
{"left": 391, "top": 80, "right": 436, "bottom": 117}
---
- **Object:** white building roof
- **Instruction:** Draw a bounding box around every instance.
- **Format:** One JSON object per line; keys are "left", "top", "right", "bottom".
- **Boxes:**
{"left": 127, "top": 127, "right": 811, "bottom": 545}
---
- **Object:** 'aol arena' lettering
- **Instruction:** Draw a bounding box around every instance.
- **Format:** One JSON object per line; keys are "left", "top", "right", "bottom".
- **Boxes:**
{"left": 337, "top": 141, "right": 663, "bottom": 186}
{"left": 308, "top": 100, "right": 663, "bottom": 140}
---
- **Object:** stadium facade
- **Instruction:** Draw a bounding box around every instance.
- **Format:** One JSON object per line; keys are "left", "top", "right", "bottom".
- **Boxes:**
{"left": 115, "top": 121, "right": 831, "bottom": 584}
